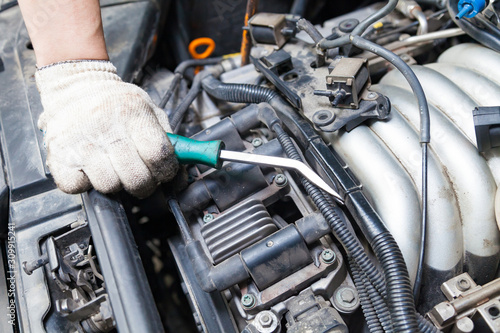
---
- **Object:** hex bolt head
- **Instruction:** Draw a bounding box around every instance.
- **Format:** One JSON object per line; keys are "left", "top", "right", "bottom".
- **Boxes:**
{"left": 252, "top": 138, "right": 263, "bottom": 147}
{"left": 456, "top": 278, "right": 471, "bottom": 291}
{"left": 340, "top": 289, "right": 355, "bottom": 303}
{"left": 241, "top": 294, "right": 256, "bottom": 309}
{"left": 334, "top": 286, "right": 359, "bottom": 313}
{"left": 259, "top": 313, "right": 272, "bottom": 328}
{"left": 274, "top": 174, "right": 287, "bottom": 187}
{"left": 320, "top": 249, "right": 336, "bottom": 264}
{"left": 203, "top": 213, "right": 214, "bottom": 223}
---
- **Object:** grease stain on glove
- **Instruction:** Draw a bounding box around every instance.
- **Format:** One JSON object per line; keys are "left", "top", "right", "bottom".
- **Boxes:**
{"left": 36, "top": 60, "right": 179, "bottom": 198}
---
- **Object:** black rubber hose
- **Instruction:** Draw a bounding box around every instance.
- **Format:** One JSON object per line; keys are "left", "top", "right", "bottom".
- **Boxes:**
{"left": 351, "top": 36, "right": 430, "bottom": 143}
{"left": 413, "top": 144, "right": 428, "bottom": 303}
{"left": 168, "top": 198, "right": 195, "bottom": 244}
{"left": 297, "top": 18, "right": 324, "bottom": 43}
{"left": 349, "top": 35, "right": 430, "bottom": 306}
{"left": 352, "top": 257, "right": 393, "bottom": 333}
{"left": 159, "top": 74, "right": 182, "bottom": 108}
{"left": 371, "top": 232, "right": 418, "bottom": 332}
{"left": 418, "top": 313, "right": 441, "bottom": 333}
{"left": 319, "top": 0, "right": 399, "bottom": 50}
{"left": 272, "top": 124, "right": 386, "bottom": 296}
{"left": 363, "top": 273, "right": 393, "bottom": 333}
{"left": 159, "top": 57, "right": 223, "bottom": 108}
{"left": 169, "top": 69, "right": 217, "bottom": 133}
{"left": 201, "top": 75, "right": 278, "bottom": 104}
{"left": 290, "top": 0, "right": 308, "bottom": 16}
{"left": 350, "top": 258, "right": 385, "bottom": 333}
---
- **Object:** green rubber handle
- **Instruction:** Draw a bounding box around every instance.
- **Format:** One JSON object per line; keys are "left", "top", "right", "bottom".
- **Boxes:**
{"left": 167, "top": 133, "right": 225, "bottom": 169}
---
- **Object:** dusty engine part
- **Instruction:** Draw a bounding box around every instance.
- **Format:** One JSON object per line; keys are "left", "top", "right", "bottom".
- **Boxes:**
{"left": 165, "top": 13, "right": 500, "bottom": 332}
{"left": 284, "top": 290, "right": 348, "bottom": 333}
{"left": 201, "top": 199, "right": 278, "bottom": 264}
{"left": 248, "top": 13, "right": 295, "bottom": 49}
{"left": 361, "top": 43, "right": 500, "bottom": 310}
{"left": 4, "top": 0, "right": 500, "bottom": 332}
{"left": 427, "top": 273, "right": 500, "bottom": 332}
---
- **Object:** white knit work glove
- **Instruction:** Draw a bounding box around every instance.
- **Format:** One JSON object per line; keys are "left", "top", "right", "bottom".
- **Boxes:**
{"left": 36, "top": 60, "right": 179, "bottom": 198}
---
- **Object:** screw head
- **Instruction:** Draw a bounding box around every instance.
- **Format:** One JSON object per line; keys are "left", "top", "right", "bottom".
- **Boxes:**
{"left": 320, "top": 249, "right": 335, "bottom": 264}
{"left": 340, "top": 289, "right": 355, "bottom": 303}
{"left": 367, "top": 92, "right": 377, "bottom": 99}
{"left": 457, "top": 278, "right": 471, "bottom": 291}
{"left": 241, "top": 294, "right": 256, "bottom": 308}
{"left": 203, "top": 213, "right": 214, "bottom": 223}
{"left": 274, "top": 174, "right": 287, "bottom": 186}
{"left": 266, "top": 240, "right": 274, "bottom": 247}
{"left": 252, "top": 138, "right": 263, "bottom": 147}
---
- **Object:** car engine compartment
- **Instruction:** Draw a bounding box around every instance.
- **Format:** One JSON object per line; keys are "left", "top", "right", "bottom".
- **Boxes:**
{"left": 2, "top": 0, "right": 500, "bottom": 332}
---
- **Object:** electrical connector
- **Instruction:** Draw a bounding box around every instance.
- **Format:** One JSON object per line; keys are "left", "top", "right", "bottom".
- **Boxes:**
{"left": 456, "top": 0, "right": 487, "bottom": 19}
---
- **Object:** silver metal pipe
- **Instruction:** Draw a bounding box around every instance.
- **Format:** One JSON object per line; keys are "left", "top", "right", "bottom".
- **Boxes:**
{"left": 453, "top": 278, "right": 500, "bottom": 312}
{"left": 396, "top": 0, "right": 428, "bottom": 35}
{"left": 399, "top": 28, "right": 465, "bottom": 46}
{"left": 413, "top": 9, "right": 429, "bottom": 35}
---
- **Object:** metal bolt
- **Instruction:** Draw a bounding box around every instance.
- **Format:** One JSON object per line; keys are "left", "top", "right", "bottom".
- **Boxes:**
{"left": 203, "top": 213, "right": 214, "bottom": 223}
{"left": 252, "top": 138, "right": 263, "bottom": 147}
{"left": 79, "top": 244, "right": 86, "bottom": 249}
{"left": 320, "top": 249, "right": 336, "bottom": 264}
{"left": 275, "top": 174, "right": 287, "bottom": 187}
{"left": 340, "top": 289, "right": 355, "bottom": 303}
{"left": 22, "top": 254, "right": 49, "bottom": 275}
{"left": 367, "top": 92, "right": 377, "bottom": 99}
{"left": 456, "top": 278, "right": 471, "bottom": 291}
{"left": 259, "top": 313, "right": 272, "bottom": 328}
{"left": 266, "top": 241, "right": 274, "bottom": 247}
{"left": 241, "top": 294, "right": 256, "bottom": 308}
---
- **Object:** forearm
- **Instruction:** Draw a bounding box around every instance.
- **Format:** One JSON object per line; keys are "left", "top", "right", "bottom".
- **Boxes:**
{"left": 18, "top": 0, "right": 108, "bottom": 66}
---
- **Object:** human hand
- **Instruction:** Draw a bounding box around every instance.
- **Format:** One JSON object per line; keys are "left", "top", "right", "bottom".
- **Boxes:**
{"left": 36, "top": 60, "right": 178, "bottom": 198}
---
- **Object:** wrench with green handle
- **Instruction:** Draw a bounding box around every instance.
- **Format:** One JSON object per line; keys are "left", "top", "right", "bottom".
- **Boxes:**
{"left": 167, "top": 133, "right": 344, "bottom": 204}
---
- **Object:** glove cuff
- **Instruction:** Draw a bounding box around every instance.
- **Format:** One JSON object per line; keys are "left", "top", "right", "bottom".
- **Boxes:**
{"left": 35, "top": 60, "right": 120, "bottom": 94}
